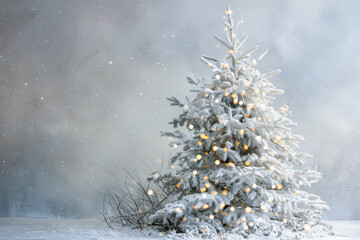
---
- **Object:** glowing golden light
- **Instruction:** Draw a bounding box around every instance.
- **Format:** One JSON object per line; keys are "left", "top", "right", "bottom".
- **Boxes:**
{"left": 212, "top": 145, "right": 218, "bottom": 151}
{"left": 173, "top": 143, "right": 178, "bottom": 148}
{"left": 208, "top": 63, "right": 213, "bottom": 67}
{"left": 245, "top": 207, "right": 252, "bottom": 214}
{"left": 222, "top": 63, "right": 228, "bottom": 69}
{"left": 244, "top": 187, "right": 251, "bottom": 193}
{"left": 239, "top": 129, "right": 244, "bottom": 135}
{"left": 241, "top": 90, "right": 246, "bottom": 96}
{"left": 224, "top": 91, "right": 229, "bottom": 96}
{"left": 225, "top": 9, "right": 233, "bottom": 15}
{"left": 223, "top": 147, "right": 228, "bottom": 152}
{"left": 193, "top": 170, "right": 198, "bottom": 175}
{"left": 198, "top": 141, "right": 202, "bottom": 146}
{"left": 212, "top": 191, "right": 218, "bottom": 196}
{"left": 245, "top": 160, "right": 250, "bottom": 166}
{"left": 231, "top": 93, "right": 236, "bottom": 99}
{"left": 205, "top": 183, "right": 211, "bottom": 188}
{"left": 215, "top": 160, "right": 220, "bottom": 165}
{"left": 277, "top": 184, "right": 283, "bottom": 190}
{"left": 252, "top": 183, "right": 257, "bottom": 188}
{"left": 215, "top": 99, "right": 220, "bottom": 104}
{"left": 220, "top": 202, "right": 226, "bottom": 209}
{"left": 244, "top": 144, "right": 249, "bottom": 150}
{"left": 183, "top": 217, "right": 187, "bottom": 221}
{"left": 209, "top": 214, "right": 214, "bottom": 219}
{"left": 230, "top": 206, "right": 235, "bottom": 212}
{"left": 205, "top": 93, "right": 209, "bottom": 98}
{"left": 304, "top": 224, "right": 311, "bottom": 231}
{"left": 188, "top": 124, "right": 194, "bottom": 130}
{"left": 196, "top": 154, "right": 202, "bottom": 160}
{"left": 200, "top": 133, "right": 206, "bottom": 139}
{"left": 174, "top": 207, "right": 181, "bottom": 213}
{"left": 200, "top": 187, "right": 206, "bottom": 192}
{"left": 147, "top": 190, "right": 154, "bottom": 196}
{"left": 203, "top": 176, "right": 209, "bottom": 180}
{"left": 176, "top": 183, "right": 180, "bottom": 188}
{"left": 222, "top": 190, "right": 228, "bottom": 196}
{"left": 215, "top": 74, "right": 221, "bottom": 80}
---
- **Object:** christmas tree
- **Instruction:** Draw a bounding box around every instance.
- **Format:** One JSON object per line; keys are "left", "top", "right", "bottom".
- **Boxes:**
{"left": 148, "top": 7, "right": 331, "bottom": 239}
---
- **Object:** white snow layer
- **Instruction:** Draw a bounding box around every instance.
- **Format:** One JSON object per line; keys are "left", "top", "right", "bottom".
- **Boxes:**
{"left": 0, "top": 218, "right": 359, "bottom": 240}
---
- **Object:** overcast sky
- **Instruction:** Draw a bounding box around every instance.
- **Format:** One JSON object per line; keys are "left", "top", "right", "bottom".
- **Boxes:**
{"left": 0, "top": 0, "right": 359, "bottom": 219}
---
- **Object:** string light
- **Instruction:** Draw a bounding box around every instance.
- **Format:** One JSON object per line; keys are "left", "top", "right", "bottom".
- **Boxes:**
{"left": 213, "top": 145, "right": 218, "bottom": 151}
{"left": 220, "top": 202, "right": 226, "bottom": 209}
{"left": 223, "top": 147, "right": 228, "bottom": 152}
{"left": 205, "top": 183, "right": 211, "bottom": 188}
{"left": 193, "top": 170, "right": 198, "bottom": 175}
{"left": 173, "top": 144, "right": 178, "bottom": 148}
{"left": 196, "top": 154, "right": 202, "bottom": 160}
{"left": 241, "top": 90, "right": 246, "bottom": 96}
{"left": 245, "top": 160, "right": 250, "bottom": 166}
{"left": 277, "top": 184, "right": 283, "bottom": 190}
{"left": 174, "top": 207, "right": 181, "bottom": 213}
{"left": 222, "top": 63, "right": 228, "bottom": 69}
{"left": 304, "top": 224, "right": 311, "bottom": 231}
{"left": 209, "top": 214, "right": 215, "bottom": 219}
{"left": 215, "top": 74, "right": 221, "bottom": 80}
{"left": 215, "top": 160, "right": 220, "bottom": 165}
{"left": 244, "top": 187, "right": 251, "bottom": 193}
{"left": 239, "top": 129, "right": 244, "bottom": 135}
{"left": 230, "top": 206, "right": 235, "bottom": 212}
{"left": 245, "top": 207, "right": 252, "bottom": 214}
{"left": 198, "top": 141, "right": 202, "bottom": 146}
{"left": 188, "top": 124, "right": 194, "bottom": 130}
{"left": 225, "top": 9, "right": 233, "bottom": 15}
{"left": 231, "top": 93, "right": 237, "bottom": 98}
{"left": 222, "top": 190, "right": 228, "bottom": 196}
{"left": 244, "top": 144, "right": 249, "bottom": 150}
{"left": 147, "top": 190, "right": 154, "bottom": 196}
{"left": 212, "top": 191, "right": 218, "bottom": 196}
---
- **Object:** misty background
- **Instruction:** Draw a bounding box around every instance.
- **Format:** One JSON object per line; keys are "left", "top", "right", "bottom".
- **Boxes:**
{"left": 0, "top": 0, "right": 359, "bottom": 220}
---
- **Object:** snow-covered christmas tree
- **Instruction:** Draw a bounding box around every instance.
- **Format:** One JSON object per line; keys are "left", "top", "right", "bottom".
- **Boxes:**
{"left": 148, "top": 7, "right": 331, "bottom": 239}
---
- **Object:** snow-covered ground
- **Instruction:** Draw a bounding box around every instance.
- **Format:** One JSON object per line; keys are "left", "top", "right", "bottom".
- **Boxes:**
{"left": 0, "top": 218, "right": 359, "bottom": 240}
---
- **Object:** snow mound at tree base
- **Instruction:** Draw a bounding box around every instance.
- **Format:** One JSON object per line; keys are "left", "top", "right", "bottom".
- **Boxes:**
{"left": 164, "top": 220, "right": 333, "bottom": 240}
